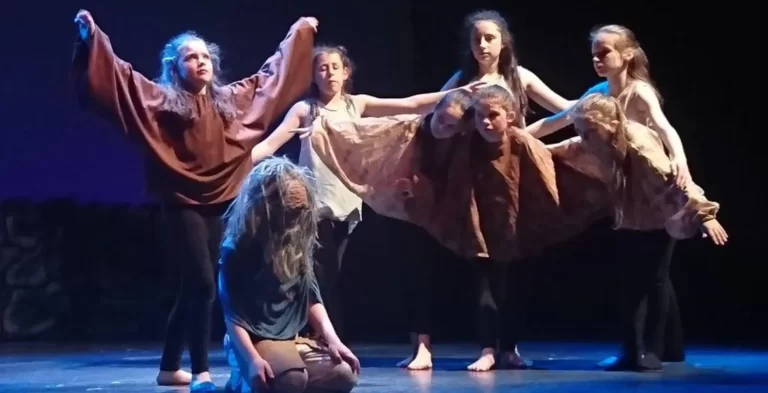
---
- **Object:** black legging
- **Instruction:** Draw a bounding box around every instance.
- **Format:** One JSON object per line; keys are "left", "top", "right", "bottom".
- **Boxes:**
{"left": 310, "top": 218, "right": 351, "bottom": 340}
{"left": 615, "top": 229, "right": 684, "bottom": 358}
{"left": 400, "top": 223, "right": 437, "bottom": 336}
{"left": 159, "top": 202, "right": 229, "bottom": 374}
{"left": 475, "top": 259, "right": 534, "bottom": 352}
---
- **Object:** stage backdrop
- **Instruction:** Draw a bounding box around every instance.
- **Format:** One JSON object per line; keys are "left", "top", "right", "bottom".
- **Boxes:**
{"left": 0, "top": 0, "right": 763, "bottom": 345}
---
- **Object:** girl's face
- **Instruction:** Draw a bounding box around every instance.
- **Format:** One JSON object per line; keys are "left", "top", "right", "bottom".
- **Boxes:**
{"left": 313, "top": 52, "right": 349, "bottom": 96}
{"left": 471, "top": 20, "right": 503, "bottom": 67}
{"left": 430, "top": 104, "right": 464, "bottom": 138}
{"left": 473, "top": 100, "right": 513, "bottom": 142}
{"left": 177, "top": 39, "right": 213, "bottom": 88}
{"left": 591, "top": 33, "right": 631, "bottom": 77}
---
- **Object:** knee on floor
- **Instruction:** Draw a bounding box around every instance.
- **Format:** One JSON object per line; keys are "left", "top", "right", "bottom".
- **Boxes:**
{"left": 317, "top": 362, "right": 358, "bottom": 393}
{"left": 272, "top": 369, "right": 309, "bottom": 393}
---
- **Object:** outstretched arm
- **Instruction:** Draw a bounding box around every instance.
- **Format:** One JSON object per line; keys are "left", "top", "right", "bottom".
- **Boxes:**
{"left": 230, "top": 18, "right": 317, "bottom": 143}
{"left": 525, "top": 110, "right": 573, "bottom": 138}
{"left": 634, "top": 83, "right": 690, "bottom": 186}
{"left": 71, "top": 10, "right": 164, "bottom": 142}
{"left": 518, "top": 66, "right": 571, "bottom": 113}
{"left": 354, "top": 87, "right": 462, "bottom": 118}
{"left": 250, "top": 101, "right": 309, "bottom": 163}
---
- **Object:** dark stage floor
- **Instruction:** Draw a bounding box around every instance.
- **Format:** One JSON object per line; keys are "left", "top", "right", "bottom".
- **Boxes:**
{"left": 1, "top": 342, "right": 766, "bottom": 392}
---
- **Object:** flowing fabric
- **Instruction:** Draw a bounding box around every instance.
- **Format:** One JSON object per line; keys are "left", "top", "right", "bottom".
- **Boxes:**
{"left": 307, "top": 115, "right": 611, "bottom": 261}
{"left": 547, "top": 121, "right": 719, "bottom": 239}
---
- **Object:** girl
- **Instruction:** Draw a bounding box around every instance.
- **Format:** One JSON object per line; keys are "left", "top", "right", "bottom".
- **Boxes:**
{"left": 526, "top": 24, "right": 696, "bottom": 370}
{"left": 416, "top": 9, "right": 573, "bottom": 372}
{"left": 547, "top": 93, "right": 727, "bottom": 371}
{"left": 219, "top": 157, "right": 359, "bottom": 393}
{"left": 250, "top": 45, "right": 480, "bottom": 342}
{"left": 72, "top": 10, "right": 316, "bottom": 391}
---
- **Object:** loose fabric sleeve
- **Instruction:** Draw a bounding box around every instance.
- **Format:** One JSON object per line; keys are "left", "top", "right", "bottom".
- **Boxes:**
{"left": 231, "top": 26, "right": 315, "bottom": 143}
{"left": 71, "top": 27, "right": 165, "bottom": 143}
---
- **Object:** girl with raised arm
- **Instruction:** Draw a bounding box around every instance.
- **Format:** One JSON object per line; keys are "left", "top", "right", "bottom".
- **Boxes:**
{"left": 420, "top": 9, "right": 573, "bottom": 372}
{"left": 547, "top": 93, "right": 727, "bottom": 371}
{"left": 219, "top": 157, "right": 359, "bottom": 393}
{"left": 250, "top": 45, "right": 480, "bottom": 341}
{"left": 72, "top": 10, "right": 316, "bottom": 391}
{"left": 527, "top": 24, "right": 699, "bottom": 370}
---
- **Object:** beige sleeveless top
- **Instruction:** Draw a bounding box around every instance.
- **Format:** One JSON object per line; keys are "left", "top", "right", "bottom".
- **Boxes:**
{"left": 299, "top": 97, "right": 364, "bottom": 222}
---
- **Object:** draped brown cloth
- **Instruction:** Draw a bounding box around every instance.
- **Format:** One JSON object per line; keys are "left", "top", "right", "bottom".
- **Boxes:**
{"left": 306, "top": 114, "right": 612, "bottom": 261}
{"left": 547, "top": 123, "right": 720, "bottom": 239}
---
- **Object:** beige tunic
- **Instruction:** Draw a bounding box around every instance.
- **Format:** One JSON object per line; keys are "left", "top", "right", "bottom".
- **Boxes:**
{"left": 298, "top": 99, "right": 363, "bottom": 223}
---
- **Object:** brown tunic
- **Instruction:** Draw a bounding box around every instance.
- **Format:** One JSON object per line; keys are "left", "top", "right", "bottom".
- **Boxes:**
{"left": 546, "top": 121, "right": 720, "bottom": 239}
{"left": 72, "top": 25, "right": 314, "bottom": 205}
{"left": 306, "top": 114, "right": 611, "bottom": 261}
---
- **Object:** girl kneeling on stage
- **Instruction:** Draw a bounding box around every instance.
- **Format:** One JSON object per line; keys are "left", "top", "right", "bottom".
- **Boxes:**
{"left": 218, "top": 157, "right": 360, "bottom": 393}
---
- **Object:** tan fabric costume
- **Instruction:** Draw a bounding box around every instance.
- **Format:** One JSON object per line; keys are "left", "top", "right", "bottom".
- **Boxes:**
{"left": 306, "top": 114, "right": 611, "bottom": 261}
{"left": 546, "top": 120, "right": 719, "bottom": 238}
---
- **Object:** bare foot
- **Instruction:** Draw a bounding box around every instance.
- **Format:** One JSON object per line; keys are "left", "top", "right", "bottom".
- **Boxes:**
{"left": 467, "top": 348, "right": 496, "bottom": 372}
{"left": 156, "top": 369, "right": 192, "bottom": 386}
{"left": 406, "top": 343, "right": 433, "bottom": 370}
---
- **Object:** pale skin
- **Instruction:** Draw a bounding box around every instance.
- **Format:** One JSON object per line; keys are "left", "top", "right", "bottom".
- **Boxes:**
{"left": 74, "top": 9, "right": 320, "bottom": 388}
{"left": 227, "top": 302, "right": 360, "bottom": 389}
{"left": 440, "top": 20, "right": 571, "bottom": 113}
{"left": 250, "top": 51, "right": 482, "bottom": 163}
{"left": 526, "top": 32, "right": 692, "bottom": 188}
{"left": 404, "top": 18, "right": 569, "bottom": 373}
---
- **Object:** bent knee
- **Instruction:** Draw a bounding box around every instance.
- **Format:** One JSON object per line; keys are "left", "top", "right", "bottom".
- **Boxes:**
{"left": 272, "top": 369, "right": 308, "bottom": 393}
{"left": 319, "top": 362, "right": 358, "bottom": 393}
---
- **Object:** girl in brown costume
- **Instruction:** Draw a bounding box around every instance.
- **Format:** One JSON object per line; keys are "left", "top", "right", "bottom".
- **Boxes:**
{"left": 545, "top": 93, "right": 727, "bottom": 371}
{"left": 429, "top": 9, "right": 574, "bottom": 372}
{"left": 72, "top": 10, "right": 317, "bottom": 390}
{"left": 527, "top": 24, "right": 723, "bottom": 371}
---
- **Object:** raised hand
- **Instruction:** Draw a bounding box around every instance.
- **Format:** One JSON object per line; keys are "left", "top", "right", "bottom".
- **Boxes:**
{"left": 292, "top": 17, "right": 319, "bottom": 33}
{"left": 74, "top": 9, "right": 95, "bottom": 41}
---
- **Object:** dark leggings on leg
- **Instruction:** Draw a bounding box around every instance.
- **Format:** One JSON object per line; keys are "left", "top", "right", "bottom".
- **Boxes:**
{"left": 475, "top": 259, "right": 533, "bottom": 352}
{"left": 310, "top": 219, "right": 350, "bottom": 340}
{"left": 615, "top": 229, "right": 679, "bottom": 358}
{"left": 159, "top": 202, "right": 229, "bottom": 374}
{"left": 401, "top": 224, "right": 436, "bottom": 336}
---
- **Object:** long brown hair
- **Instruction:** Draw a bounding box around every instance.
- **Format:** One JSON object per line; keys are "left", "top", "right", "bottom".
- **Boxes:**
{"left": 569, "top": 93, "right": 631, "bottom": 228}
{"left": 457, "top": 10, "right": 527, "bottom": 117}
{"left": 222, "top": 157, "right": 319, "bottom": 283}
{"left": 306, "top": 45, "right": 356, "bottom": 121}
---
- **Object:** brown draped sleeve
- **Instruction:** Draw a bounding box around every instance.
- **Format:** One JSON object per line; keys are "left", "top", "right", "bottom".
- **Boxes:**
{"left": 71, "top": 26, "right": 166, "bottom": 145}
{"left": 620, "top": 124, "right": 720, "bottom": 239}
{"left": 307, "top": 114, "right": 424, "bottom": 221}
{"left": 472, "top": 131, "right": 611, "bottom": 260}
{"left": 228, "top": 26, "right": 315, "bottom": 143}
{"left": 306, "top": 115, "right": 486, "bottom": 258}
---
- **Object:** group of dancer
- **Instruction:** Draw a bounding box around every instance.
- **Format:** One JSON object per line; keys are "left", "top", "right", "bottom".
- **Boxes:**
{"left": 72, "top": 6, "right": 727, "bottom": 393}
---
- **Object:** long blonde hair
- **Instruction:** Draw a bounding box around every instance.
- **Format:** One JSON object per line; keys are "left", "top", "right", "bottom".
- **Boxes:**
{"left": 569, "top": 93, "right": 631, "bottom": 228}
{"left": 222, "top": 157, "right": 319, "bottom": 283}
